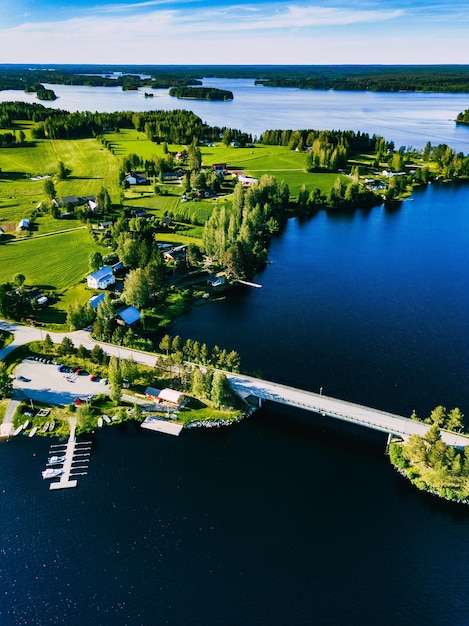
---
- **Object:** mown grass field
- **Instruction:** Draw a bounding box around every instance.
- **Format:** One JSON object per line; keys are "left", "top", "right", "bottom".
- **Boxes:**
{"left": 0, "top": 136, "right": 122, "bottom": 234}
{"left": 0, "top": 229, "right": 105, "bottom": 290}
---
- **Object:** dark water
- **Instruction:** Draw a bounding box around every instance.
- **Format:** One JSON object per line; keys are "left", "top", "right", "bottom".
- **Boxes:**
{"left": 3, "top": 183, "right": 469, "bottom": 625}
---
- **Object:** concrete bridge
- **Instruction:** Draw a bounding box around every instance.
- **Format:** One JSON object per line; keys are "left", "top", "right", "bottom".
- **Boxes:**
{"left": 1, "top": 319, "right": 467, "bottom": 448}
{"left": 227, "top": 373, "right": 469, "bottom": 449}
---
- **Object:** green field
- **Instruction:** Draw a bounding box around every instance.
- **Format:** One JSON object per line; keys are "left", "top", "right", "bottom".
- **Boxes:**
{"left": 0, "top": 136, "right": 122, "bottom": 233}
{"left": 0, "top": 229, "right": 105, "bottom": 290}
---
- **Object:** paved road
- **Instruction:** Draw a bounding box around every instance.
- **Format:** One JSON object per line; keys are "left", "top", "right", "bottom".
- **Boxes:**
{"left": 2, "top": 318, "right": 469, "bottom": 449}
{"left": 227, "top": 372, "right": 469, "bottom": 449}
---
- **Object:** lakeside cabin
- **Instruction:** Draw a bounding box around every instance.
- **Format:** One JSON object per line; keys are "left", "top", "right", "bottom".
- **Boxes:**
{"left": 145, "top": 387, "right": 185, "bottom": 407}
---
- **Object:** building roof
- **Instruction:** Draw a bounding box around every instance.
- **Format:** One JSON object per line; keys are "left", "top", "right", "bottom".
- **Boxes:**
{"left": 145, "top": 386, "right": 161, "bottom": 398}
{"left": 89, "top": 293, "right": 106, "bottom": 309}
{"left": 88, "top": 265, "right": 113, "bottom": 282}
{"left": 158, "top": 388, "right": 184, "bottom": 404}
{"left": 117, "top": 305, "right": 141, "bottom": 325}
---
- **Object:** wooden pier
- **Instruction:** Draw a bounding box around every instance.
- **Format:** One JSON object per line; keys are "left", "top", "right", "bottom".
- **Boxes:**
{"left": 49, "top": 418, "right": 79, "bottom": 490}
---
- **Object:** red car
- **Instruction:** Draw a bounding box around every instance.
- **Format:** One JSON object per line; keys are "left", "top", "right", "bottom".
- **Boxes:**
{"left": 74, "top": 398, "right": 84, "bottom": 405}
{"left": 90, "top": 374, "right": 98, "bottom": 381}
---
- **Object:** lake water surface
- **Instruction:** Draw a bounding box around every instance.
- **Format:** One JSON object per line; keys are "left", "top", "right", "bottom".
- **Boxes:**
{"left": 2, "top": 84, "right": 469, "bottom": 625}
{"left": 2, "top": 77, "right": 469, "bottom": 152}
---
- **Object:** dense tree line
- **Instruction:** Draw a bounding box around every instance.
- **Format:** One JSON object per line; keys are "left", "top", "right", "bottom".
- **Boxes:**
{"left": 0, "top": 67, "right": 201, "bottom": 93}
{"left": 203, "top": 175, "right": 289, "bottom": 278}
{"left": 254, "top": 66, "right": 469, "bottom": 93}
{"left": 169, "top": 86, "right": 233, "bottom": 101}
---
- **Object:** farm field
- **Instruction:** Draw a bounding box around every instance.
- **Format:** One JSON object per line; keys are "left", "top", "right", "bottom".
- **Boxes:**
{"left": 0, "top": 228, "right": 105, "bottom": 291}
{"left": 0, "top": 137, "right": 122, "bottom": 232}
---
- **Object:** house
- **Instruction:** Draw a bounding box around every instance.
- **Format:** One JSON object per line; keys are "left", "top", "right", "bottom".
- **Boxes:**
{"left": 124, "top": 173, "right": 148, "bottom": 186}
{"left": 145, "top": 387, "right": 161, "bottom": 401}
{"left": 236, "top": 175, "right": 259, "bottom": 187}
{"left": 163, "top": 245, "right": 187, "bottom": 264}
{"left": 161, "top": 216, "right": 172, "bottom": 228}
{"left": 86, "top": 266, "right": 115, "bottom": 290}
{"left": 145, "top": 387, "right": 184, "bottom": 406}
{"left": 158, "top": 388, "right": 185, "bottom": 406}
{"left": 162, "top": 171, "right": 183, "bottom": 181}
{"left": 18, "top": 218, "right": 30, "bottom": 230}
{"left": 130, "top": 209, "right": 146, "bottom": 218}
{"left": 116, "top": 305, "right": 141, "bottom": 326}
{"left": 88, "top": 293, "right": 105, "bottom": 309}
{"left": 98, "top": 221, "right": 113, "bottom": 229}
{"left": 212, "top": 163, "right": 227, "bottom": 175}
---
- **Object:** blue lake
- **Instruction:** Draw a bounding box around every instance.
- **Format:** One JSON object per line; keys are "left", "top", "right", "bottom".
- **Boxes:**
{"left": 2, "top": 83, "right": 469, "bottom": 625}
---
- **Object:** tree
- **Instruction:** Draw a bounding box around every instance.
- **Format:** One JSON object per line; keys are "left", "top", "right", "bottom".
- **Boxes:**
{"left": 446, "top": 407, "right": 464, "bottom": 432}
{"left": 43, "top": 333, "right": 54, "bottom": 353}
{"left": 57, "top": 160, "right": 69, "bottom": 180}
{"left": 43, "top": 178, "right": 56, "bottom": 201}
{"left": 77, "top": 344, "right": 89, "bottom": 359}
{"left": 0, "top": 362, "right": 13, "bottom": 399}
{"left": 210, "top": 371, "right": 230, "bottom": 408}
{"left": 121, "top": 355, "right": 138, "bottom": 384}
{"left": 190, "top": 367, "right": 206, "bottom": 399}
{"left": 89, "top": 251, "right": 103, "bottom": 272}
{"left": 429, "top": 405, "right": 446, "bottom": 427}
{"left": 122, "top": 268, "right": 150, "bottom": 309}
{"left": 59, "top": 336, "right": 75, "bottom": 355}
{"left": 12, "top": 273, "right": 25, "bottom": 288}
{"left": 159, "top": 334, "right": 171, "bottom": 355}
{"left": 108, "top": 356, "right": 122, "bottom": 404}
{"left": 90, "top": 344, "right": 105, "bottom": 364}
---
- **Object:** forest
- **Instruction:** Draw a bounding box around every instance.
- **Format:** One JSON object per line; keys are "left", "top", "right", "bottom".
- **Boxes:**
{"left": 3, "top": 64, "right": 469, "bottom": 94}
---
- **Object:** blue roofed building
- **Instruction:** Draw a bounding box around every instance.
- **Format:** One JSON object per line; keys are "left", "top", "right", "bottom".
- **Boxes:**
{"left": 117, "top": 306, "right": 141, "bottom": 326}
{"left": 89, "top": 293, "right": 106, "bottom": 309}
{"left": 87, "top": 266, "right": 116, "bottom": 290}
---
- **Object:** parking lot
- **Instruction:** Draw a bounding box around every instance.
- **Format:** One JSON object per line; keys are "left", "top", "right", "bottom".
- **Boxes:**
{"left": 14, "top": 359, "right": 109, "bottom": 407}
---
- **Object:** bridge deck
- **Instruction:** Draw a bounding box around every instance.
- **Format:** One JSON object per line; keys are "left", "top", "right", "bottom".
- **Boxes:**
{"left": 227, "top": 373, "right": 469, "bottom": 449}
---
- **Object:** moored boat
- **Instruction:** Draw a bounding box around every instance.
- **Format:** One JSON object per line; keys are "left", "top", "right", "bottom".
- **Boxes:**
{"left": 97, "top": 417, "right": 103, "bottom": 428}
{"left": 42, "top": 468, "right": 63, "bottom": 479}
{"left": 41, "top": 422, "right": 50, "bottom": 433}
{"left": 13, "top": 425, "right": 23, "bottom": 436}
{"left": 102, "top": 414, "right": 111, "bottom": 424}
{"left": 48, "top": 456, "right": 65, "bottom": 465}
{"left": 28, "top": 427, "right": 37, "bottom": 438}
{"left": 48, "top": 420, "right": 55, "bottom": 431}
{"left": 22, "top": 419, "right": 30, "bottom": 430}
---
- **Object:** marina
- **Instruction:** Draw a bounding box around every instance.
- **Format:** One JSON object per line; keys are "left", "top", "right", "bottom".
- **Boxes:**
{"left": 45, "top": 418, "right": 92, "bottom": 490}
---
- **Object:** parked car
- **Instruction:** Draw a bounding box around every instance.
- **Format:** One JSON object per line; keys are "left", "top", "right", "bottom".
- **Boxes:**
{"left": 90, "top": 374, "right": 99, "bottom": 381}
{"left": 74, "top": 398, "right": 84, "bottom": 405}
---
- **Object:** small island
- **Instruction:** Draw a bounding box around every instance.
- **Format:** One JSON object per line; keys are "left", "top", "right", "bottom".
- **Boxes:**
{"left": 169, "top": 86, "right": 233, "bottom": 101}
{"left": 388, "top": 406, "right": 469, "bottom": 503}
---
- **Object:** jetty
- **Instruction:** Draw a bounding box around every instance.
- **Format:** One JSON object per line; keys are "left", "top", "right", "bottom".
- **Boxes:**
{"left": 48, "top": 418, "right": 85, "bottom": 490}
{"left": 141, "top": 415, "right": 183, "bottom": 436}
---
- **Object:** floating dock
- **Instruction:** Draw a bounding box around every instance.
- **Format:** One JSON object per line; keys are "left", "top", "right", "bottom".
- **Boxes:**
{"left": 141, "top": 416, "right": 183, "bottom": 436}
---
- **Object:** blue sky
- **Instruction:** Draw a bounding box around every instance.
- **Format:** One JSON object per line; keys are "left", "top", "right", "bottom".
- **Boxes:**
{"left": 1, "top": 0, "right": 469, "bottom": 64}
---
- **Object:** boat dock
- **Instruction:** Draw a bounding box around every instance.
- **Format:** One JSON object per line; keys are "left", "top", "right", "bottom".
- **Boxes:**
{"left": 141, "top": 415, "right": 184, "bottom": 436}
{"left": 48, "top": 418, "right": 91, "bottom": 490}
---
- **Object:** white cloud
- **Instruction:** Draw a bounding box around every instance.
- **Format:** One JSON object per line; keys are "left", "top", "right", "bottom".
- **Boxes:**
{"left": 0, "top": 0, "right": 467, "bottom": 64}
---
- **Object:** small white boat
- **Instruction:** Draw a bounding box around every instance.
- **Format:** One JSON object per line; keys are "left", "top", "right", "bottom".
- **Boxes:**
{"left": 102, "top": 414, "right": 111, "bottom": 424}
{"left": 13, "top": 425, "right": 23, "bottom": 436}
{"left": 97, "top": 417, "right": 103, "bottom": 428}
{"left": 41, "top": 422, "right": 50, "bottom": 433}
{"left": 42, "top": 468, "right": 63, "bottom": 479}
{"left": 48, "top": 456, "right": 65, "bottom": 465}
{"left": 48, "top": 420, "right": 55, "bottom": 431}
{"left": 22, "top": 419, "right": 30, "bottom": 430}
{"left": 28, "top": 427, "right": 37, "bottom": 438}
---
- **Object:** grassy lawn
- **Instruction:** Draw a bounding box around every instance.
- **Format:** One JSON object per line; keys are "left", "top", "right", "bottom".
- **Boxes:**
{"left": 0, "top": 229, "right": 106, "bottom": 290}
